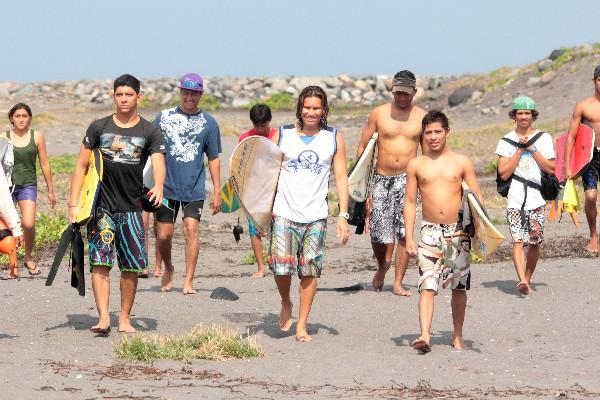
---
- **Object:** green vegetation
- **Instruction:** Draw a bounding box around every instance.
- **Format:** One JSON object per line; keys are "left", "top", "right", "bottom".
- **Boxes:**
{"left": 248, "top": 92, "right": 295, "bottom": 111}
{"left": 199, "top": 94, "right": 221, "bottom": 111}
{"left": 241, "top": 247, "right": 268, "bottom": 265}
{"left": 483, "top": 158, "right": 498, "bottom": 174}
{"left": 32, "top": 112, "right": 59, "bottom": 125}
{"left": 113, "top": 325, "right": 263, "bottom": 363}
{"left": 40, "top": 154, "right": 77, "bottom": 175}
{"left": 483, "top": 67, "right": 513, "bottom": 92}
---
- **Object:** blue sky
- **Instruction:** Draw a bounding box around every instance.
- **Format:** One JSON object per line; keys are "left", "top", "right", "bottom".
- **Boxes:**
{"left": 1, "top": 0, "right": 597, "bottom": 82}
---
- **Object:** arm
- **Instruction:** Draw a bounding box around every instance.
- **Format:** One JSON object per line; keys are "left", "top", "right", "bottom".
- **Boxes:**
{"left": 497, "top": 148, "right": 524, "bottom": 181}
{"left": 403, "top": 159, "right": 419, "bottom": 256}
{"left": 356, "top": 109, "right": 378, "bottom": 159}
{"left": 35, "top": 131, "right": 56, "bottom": 208}
{"left": 208, "top": 156, "right": 221, "bottom": 214}
{"left": 564, "top": 103, "right": 583, "bottom": 179}
{"left": 529, "top": 150, "right": 556, "bottom": 175}
{"left": 149, "top": 152, "right": 165, "bottom": 207}
{"left": 271, "top": 129, "right": 280, "bottom": 145}
{"left": 332, "top": 131, "right": 349, "bottom": 245}
{"left": 67, "top": 144, "right": 91, "bottom": 222}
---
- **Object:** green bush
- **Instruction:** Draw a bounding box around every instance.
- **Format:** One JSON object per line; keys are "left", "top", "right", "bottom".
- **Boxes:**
{"left": 241, "top": 246, "right": 268, "bottom": 265}
{"left": 199, "top": 94, "right": 221, "bottom": 111}
{"left": 247, "top": 92, "right": 295, "bottom": 111}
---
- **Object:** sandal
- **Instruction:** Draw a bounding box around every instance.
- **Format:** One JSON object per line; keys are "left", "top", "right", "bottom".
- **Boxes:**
{"left": 24, "top": 261, "right": 40, "bottom": 276}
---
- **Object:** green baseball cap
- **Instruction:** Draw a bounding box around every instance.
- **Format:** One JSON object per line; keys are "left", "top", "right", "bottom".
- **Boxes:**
{"left": 512, "top": 96, "right": 536, "bottom": 110}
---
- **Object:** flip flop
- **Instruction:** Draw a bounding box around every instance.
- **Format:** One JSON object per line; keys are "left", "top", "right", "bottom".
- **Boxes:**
{"left": 89, "top": 326, "right": 111, "bottom": 335}
{"left": 153, "top": 270, "right": 163, "bottom": 277}
{"left": 411, "top": 338, "right": 431, "bottom": 354}
{"left": 24, "top": 262, "right": 40, "bottom": 276}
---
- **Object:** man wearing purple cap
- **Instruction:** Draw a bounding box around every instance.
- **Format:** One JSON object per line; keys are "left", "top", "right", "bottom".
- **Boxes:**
{"left": 564, "top": 64, "right": 600, "bottom": 253}
{"left": 153, "top": 73, "right": 222, "bottom": 294}
{"left": 355, "top": 70, "right": 426, "bottom": 296}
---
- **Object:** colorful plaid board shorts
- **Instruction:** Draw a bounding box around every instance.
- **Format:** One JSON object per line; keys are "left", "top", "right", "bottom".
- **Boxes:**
{"left": 87, "top": 208, "right": 147, "bottom": 273}
{"left": 369, "top": 173, "right": 407, "bottom": 244}
{"left": 268, "top": 215, "right": 327, "bottom": 278}
{"left": 506, "top": 206, "right": 545, "bottom": 245}
{"left": 417, "top": 221, "right": 471, "bottom": 294}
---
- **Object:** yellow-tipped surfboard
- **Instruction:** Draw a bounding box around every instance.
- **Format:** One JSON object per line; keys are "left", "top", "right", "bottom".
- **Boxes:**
{"left": 75, "top": 148, "right": 103, "bottom": 225}
{"left": 220, "top": 178, "right": 240, "bottom": 213}
{"left": 461, "top": 182, "right": 505, "bottom": 259}
{"left": 348, "top": 132, "right": 378, "bottom": 202}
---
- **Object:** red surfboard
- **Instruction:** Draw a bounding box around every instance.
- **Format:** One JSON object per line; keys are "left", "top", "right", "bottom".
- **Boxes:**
{"left": 555, "top": 124, "right": 595, "bottom": 182}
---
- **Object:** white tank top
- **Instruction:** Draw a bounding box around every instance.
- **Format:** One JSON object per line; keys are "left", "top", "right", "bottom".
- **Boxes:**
{"left": 272, "top": 124, "right": 337, "bottom": 223}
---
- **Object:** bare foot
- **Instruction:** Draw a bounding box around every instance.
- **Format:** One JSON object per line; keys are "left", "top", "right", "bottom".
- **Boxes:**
{"left": 452, "top": 336, "right": 465, "bottom": 350}
{"left": 371, "top": 263, "right": 390, "bottom": 291}
{"left": 153, "top": 269, "right": 163, "bottom": 277}
{"left": 183, "top": 288, "right": 197, "bottom": 295}
{"left": 279, "top": 301, "right": 293, "bottom": 332}
{"left": 90, "top": 318, "right": 111, "bottom": 335}
{"left": 586, "top": 236, "right": 599, "bottom": 254}
{"left": 295, "top": 325, "right": 312, "bottom": 342}
{"left": 252, "top": 270, "right": 266, "bottom": 278}
{"left": 411, "top": 337, "right": 431, "bottom": 354}
{"left": 161, "top": 265, "right": 174, "bottom": 292}
{"left": 393, "top": 284, "right": 412, "bottom": 296}
{"left": 517, "top": 282, "right": 531, "bottom": 296}
{"left": 118, "top": 319, "right": 136, "bottom": 333}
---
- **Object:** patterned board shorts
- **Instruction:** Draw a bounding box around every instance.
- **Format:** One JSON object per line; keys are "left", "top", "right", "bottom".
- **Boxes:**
{"left": 268, "top": 215, "right": 327, "bottom": 278}
{"left": 87, "top": 208, "right": 147, "bottom": 273}
{"left": 506, "top": 206, "right": 545, "bottom": 245}
{"left": 370, "top": 173, "right": 406, "bottom": 244}
{"left": 417, "top": 221, "right": 471, "bottom": 294}
{"left": 582, "top": 148, "right": 600, "bottom": 190}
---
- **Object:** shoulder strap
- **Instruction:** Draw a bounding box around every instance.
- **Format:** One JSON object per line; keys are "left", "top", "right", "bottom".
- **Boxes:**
{"left": 501, "top": 131, "right": 545, "bottom": 148}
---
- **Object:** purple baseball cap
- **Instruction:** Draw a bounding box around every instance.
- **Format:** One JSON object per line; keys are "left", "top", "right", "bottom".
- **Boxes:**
{"left": 179, "top": 73, "right": 204, "bottom": 92}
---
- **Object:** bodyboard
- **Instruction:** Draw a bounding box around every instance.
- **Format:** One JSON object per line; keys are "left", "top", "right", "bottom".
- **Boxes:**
{"left": 229, "top": 136, "right": 283, "bottom": 234}
{"left": 555, "top": 124, "right": 595, "bottom": 182}
{"left": 220, "top": 178, "right": 240, "bottom": 213}
{"left": 462, "top": 182, "right": 505, "bottom": 259}
{"left": 75, "top": 148, "right": 102, "bottom": 225}
{"left": 348, "top": 132, "right": 378, "bottom": 202}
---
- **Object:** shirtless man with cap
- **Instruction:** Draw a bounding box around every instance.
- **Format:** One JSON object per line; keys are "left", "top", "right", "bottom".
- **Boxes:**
{"left": 564, "top": 64, "right": 600, "bottom": 253}
{"left": 355, "top": 70, "right": 426, "bottom": 296}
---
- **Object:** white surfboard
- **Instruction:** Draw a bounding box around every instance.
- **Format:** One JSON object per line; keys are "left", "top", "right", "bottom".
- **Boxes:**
{"left": 230, "top": 136, "right": 284, "bottom": 235}
{"left": 348, "top": 132, "right": 378, "bottom": 202}
{"left": 461, "top": 182, "right": 505, "bottom": 259}
{"left": 143, "top": 158, "right": 154, "bottom": 188}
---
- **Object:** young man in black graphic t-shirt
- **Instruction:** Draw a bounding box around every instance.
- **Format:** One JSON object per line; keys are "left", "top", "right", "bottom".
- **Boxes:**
{"left": 68, "top": 74, "right": 166, "bottom": 334}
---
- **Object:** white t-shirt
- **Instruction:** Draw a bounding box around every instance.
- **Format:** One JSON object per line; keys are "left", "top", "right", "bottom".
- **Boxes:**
{"left": 495, "top": 129, "right": 555, "bottom": 210}
{"left": 273, "top": 124, "right": 337, "bottom": 223}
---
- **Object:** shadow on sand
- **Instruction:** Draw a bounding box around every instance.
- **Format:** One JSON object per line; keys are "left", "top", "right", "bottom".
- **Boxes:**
{"left": 44, "top": 313, "right": 158, "bottom": 333}
{"left": 243, "top": 312, "right": 339, "bottom": 339}
{"left": 392, "top": 330, "right": 481, "bottom": 353}
{"left": 480, "top": 279, "right": 547, "bottom": 296}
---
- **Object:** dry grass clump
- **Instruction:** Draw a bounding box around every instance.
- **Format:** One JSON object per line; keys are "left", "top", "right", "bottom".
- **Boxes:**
{"left": 113, "top": 325, "right": 263, "bottom": 363}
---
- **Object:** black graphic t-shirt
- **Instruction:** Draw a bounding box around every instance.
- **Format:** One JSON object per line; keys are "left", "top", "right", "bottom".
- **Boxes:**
{"left": 83, "top": 115, "right": 165, "bottom": 212}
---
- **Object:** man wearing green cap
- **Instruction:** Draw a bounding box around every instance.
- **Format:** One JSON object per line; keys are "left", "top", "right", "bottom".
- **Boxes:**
{"left": 496, "top": 96, "right": 556, "bottom": 296}
{"left": 564, "top": 64, "right": 600, "bottom": 253}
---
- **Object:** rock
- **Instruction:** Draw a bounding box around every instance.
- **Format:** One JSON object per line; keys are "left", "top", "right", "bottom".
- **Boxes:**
{"left": 375, "top": 76, "right": 390, "bottom": 92}
{"left": 210, "top": 287, "right": 239, "bottom": 301}
{"left": 470, "top": 90, "right": 484, "bottom": 103}
{"left": 363, "top": 91, "right": 377, "bottom": 102}
{"left": 231, "top": 98, "right": 250, "bottom": 108}
{"left": 350, "top": 88, "right": 362, "bottom": 97}
{"left": 481, "top": 107, "right": 491, "bottom": 115}
{"left": 159, "top": 93, "right": 173, "bottom": 106}
{"left": 540, "top": 70, "right": 556, "bottom": 86}
{"left": 526, "top": 77, "right": 541, "bottom": 87}
{"left": 340, "top": 90, "right": 351, "bottom": 102}
{"left": 427, "top": 90, "right": 443, "bottom": 101}
{"left": 448, "top": 87, "right": 474, "bottom": 107}
{"left": 354, "top": 79, "right": 371, "bottom": 91}
{"left": 426, "top": 76, "right": 444, "bottom": 90}
{"left": 244, "top": 79, "right": 264, "bottom": 91}
{"left": 0, "top": 81, "right": 19, "bottom": 97}
{"left": 538, "top": 59, "right": 553, "bottom": 72}
{"left": 548, "top": 49, "right": 566, "bottom": 61}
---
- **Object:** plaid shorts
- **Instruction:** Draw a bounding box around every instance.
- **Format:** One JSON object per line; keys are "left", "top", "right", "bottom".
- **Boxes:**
{"left": 268, "top": 215, "right": 327, "bottom": 278}
{"left": 369, "top": 173, "right": 406, "bottom": 243}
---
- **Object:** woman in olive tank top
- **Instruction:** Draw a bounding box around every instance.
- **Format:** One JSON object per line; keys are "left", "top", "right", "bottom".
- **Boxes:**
{"left": 6, "top": 103, "right": 55, "bottom": 276}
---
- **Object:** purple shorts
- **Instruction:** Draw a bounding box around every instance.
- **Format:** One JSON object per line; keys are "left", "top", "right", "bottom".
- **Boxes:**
{"left": 11, "top": 184, "right": 37, "bottom": 202}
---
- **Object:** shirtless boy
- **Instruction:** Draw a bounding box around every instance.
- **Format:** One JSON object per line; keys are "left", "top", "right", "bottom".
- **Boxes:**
{"left": 564, "top": 64, "right": 600, "bottom": 253}
{"left": 356, "top": 70, "right": 426, "bottom": 296}
{"left": 405, "top": 111, "right": 483, "bottom": 353}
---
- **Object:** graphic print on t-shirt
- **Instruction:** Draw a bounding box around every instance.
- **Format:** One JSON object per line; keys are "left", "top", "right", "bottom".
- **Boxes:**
{"left": 289, "top": 150, "right": 323, "bottom": 174}
{"left": 162, "top": 113, "right": 208, "bottom": 163}
{"left": 99, "top": 133, "right": 146, "bottom": 165}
